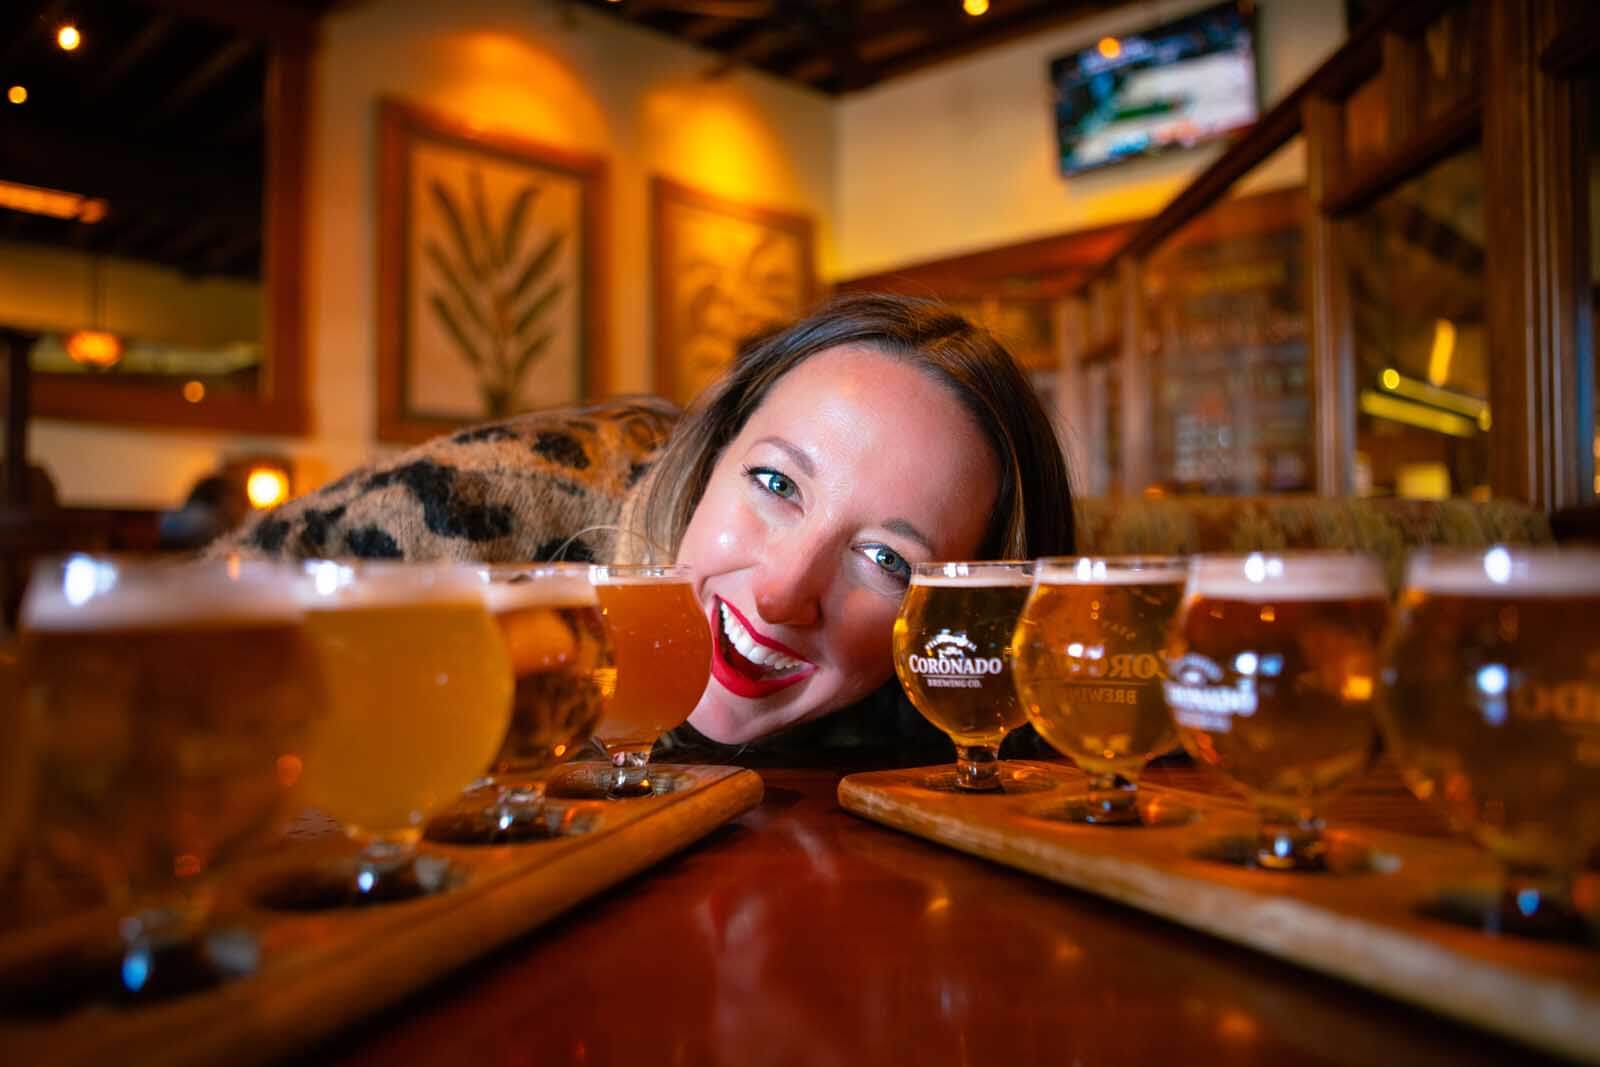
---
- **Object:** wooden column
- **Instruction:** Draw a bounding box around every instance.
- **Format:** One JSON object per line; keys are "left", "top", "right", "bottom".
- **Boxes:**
{"left": 3, "top": 330, "right": 30, "bottom": 509}
{"left": 1483, "top": 0, "right": 1594, "bottom": 509}
{"left": 1117, "top": 258, "right": 1151, "bottom": 494}
{"left": 1303, "top": 94, "right": 1356, "bottom": 497}
{"left": 1054, "top": 297, "right": 1089, "bottom": 497}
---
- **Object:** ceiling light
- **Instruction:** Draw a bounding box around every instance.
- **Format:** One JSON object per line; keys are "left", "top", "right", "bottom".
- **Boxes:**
{"left": 0, "top": 178, "right": 108, "bottom": 222}
{"left": 7, "top": 85, "right": 25, "bottom": 105}
{"left": 963, "top": 0, "right": 989, "bottom": 15}
{"left": 65, "top": 330, "right": 123, "bottom": 368}
{"left": 183, "top": 380, "right": 206, "bottom": 403}
{"left": 1098, "top": 36, "right": 1122, "bottom": 59}
{"left": 57, "top": 24, "right": 81, "bottom": 51}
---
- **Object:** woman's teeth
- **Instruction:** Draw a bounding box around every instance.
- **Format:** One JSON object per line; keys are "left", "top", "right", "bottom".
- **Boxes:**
{"left": 720, "top": 603, "right": 804, "bottom": 673}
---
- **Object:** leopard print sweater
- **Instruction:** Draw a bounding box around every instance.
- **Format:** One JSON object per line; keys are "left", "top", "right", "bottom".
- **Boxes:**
{"left": 211, "top": 396, "right": 680, "bottom": 564}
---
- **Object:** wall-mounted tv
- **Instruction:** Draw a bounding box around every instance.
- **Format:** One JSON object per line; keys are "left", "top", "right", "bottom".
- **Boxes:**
{"left": 1051, "top": 1, "right": 1259, "bottom": 176}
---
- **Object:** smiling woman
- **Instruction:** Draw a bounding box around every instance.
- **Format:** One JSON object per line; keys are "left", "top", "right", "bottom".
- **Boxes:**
{"left": 623, "top": 293, "right": 1076, "bottom": 748}
{"left": 215, "top": 293, "right": 1074, "bottom": 755}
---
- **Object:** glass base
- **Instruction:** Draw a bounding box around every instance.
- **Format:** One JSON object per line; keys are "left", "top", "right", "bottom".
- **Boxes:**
{"left": 0, "top": 923, "right": 257, "bottom": 1017}
{"left": 1192, "top": 833, "right": 1395, "bottom": 876}
{"left": 547, "top": 762, "right": 683, "bottom": 800}
{"left": 920, "top": 764, "right": 1059, "bottom": 796}
{"left": 255, "top": 852, "right": 462, "bottom": 911}
{"left": 1052, "top": 793, "right": 1196, "bottom": 828}
{"left": 1420, "top": 885, "right": 1598, "bottom": 945}
{"left": 425, "top": 800, "right": 596, "bottom": 845}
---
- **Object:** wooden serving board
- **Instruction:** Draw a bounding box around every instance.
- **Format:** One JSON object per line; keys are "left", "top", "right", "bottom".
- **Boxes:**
{"left": 2, "top": 764, "right": 762, "bottom": 1067}
{"left": 839, "top": 763, "right": 1600, "bottom": 1064}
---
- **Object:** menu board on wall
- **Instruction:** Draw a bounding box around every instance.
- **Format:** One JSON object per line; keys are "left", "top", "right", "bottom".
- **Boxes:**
{"left": 1143, "top": 219, "right": 1310, "bottom": 495}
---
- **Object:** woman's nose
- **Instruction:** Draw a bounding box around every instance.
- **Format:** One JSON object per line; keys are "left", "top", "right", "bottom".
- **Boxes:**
{"left": 752, "top": 534, "right": 830, "bottom": 628}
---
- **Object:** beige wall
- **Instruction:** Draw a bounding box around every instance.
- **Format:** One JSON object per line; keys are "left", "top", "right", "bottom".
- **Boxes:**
{"left": 27, "top": 0, "right": 835, "bottom": 507}
{"left": 834, "top": 0, "right": 1345, "bottom": 278}
{"left": 25, "top": 0, "right": 1345, "bottom": 507}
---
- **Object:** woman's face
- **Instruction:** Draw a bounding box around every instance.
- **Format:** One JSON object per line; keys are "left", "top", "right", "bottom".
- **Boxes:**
{"left": 676, "top": 345, "right": 1001, "bottom": 744}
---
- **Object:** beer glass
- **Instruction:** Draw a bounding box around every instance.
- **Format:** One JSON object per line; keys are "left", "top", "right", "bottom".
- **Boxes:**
{"left": 20, "top": 555, "right": 321, "bottom": 996}
{"left": 1012, "top": 557, "right": 1187, "bottom": 824}
{"left": 589, "top": 564, "right": 710, "bottom": 797}
{"left": 1165, "top": 552, "right": 1388, "bottom": 869}
{"left": 1378, "top": 546, "right": 1600, "bottom": 937}
{"left": 894, "top": 561, "right": 1033, "bottom": 792}
{"left": 463, "top": 564, "right": 612, "bottom": 835}
{"left": 296, "top": 561, "right": 512, "bottom": 899}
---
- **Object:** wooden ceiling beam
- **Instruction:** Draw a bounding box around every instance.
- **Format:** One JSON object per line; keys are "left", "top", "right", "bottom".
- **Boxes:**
{"left": 125, "top": 0, "right": 315, "bottom": 45}
{"left": 0, "top": 0, "right": 70, "bottom": 70}
{"left": 87, "top": 13, "right": 179, "bottom": 101}
{"left": 0, "top": 113, "right": 261, "bottom": 224}
{"left": 136, "top": 37, "right": 260, "bottom": 132}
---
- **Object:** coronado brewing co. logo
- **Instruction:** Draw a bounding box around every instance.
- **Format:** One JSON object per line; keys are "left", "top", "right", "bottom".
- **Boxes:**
{"left": 907, "top": 629, "right": 1004, "bottom": 690}
{"left": 1162, "top": 653, "right": 1257, "bottom": 733}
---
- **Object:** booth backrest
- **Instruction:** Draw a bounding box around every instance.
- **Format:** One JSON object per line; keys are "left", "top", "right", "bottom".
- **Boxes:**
{"left": 1074, "top": 496, "right": 1552, "bottom": 590}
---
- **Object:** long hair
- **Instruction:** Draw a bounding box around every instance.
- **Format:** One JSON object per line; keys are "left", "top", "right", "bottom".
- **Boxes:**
{"left": 636, "top": 292, "right": 1074, "bottom": 561}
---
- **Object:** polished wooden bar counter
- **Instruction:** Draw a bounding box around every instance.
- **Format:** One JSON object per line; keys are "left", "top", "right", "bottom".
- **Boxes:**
{"left": 316, "top": 760, "right": 1577, "bottom": 1067}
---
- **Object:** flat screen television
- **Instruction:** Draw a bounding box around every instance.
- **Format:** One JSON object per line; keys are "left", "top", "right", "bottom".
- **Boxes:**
{"left": 1051, "top": 1, "right": 1259, "bottom": 176}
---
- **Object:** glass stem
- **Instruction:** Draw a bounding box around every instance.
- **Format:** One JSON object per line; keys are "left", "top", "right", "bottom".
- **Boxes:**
{"left": 610, "top": 746, "right": 654, "bottom": 797}
{"left": 953, "top": 744, "right": 1003, "bottom": 792}
{"left": 1083, "top": 771, "right": 1140, "bottom": 825}
{"left": 1498, "top": 866, "right": 1585, "bottom": 938}
{"left": 1254, "top": 808, "right": 1326, "bottom": 870}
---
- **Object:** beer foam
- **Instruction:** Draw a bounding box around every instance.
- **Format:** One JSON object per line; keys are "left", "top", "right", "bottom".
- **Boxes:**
{"left": 1187, "top": 554, "right": 1387, "bottom": 602}
{"left": 482, "top": 575, "right": 597, "bottom": 611}
{"left": 1035, "top": 559, "right": 1186, "bottom": 585}
{"left": 589, "top": 566, "right": 694, "bottom": 586}
{"left": 300, "top": 561, "right": 490, "bottom": 610}
{"left": 911, "top": 570, "right": 1032, "bottom": 588}
{"left": 1408, "top": 548, "right": 1600, "bottom": 596}
{"left": 23, "top": 559, "right": 304, "bottom": 632}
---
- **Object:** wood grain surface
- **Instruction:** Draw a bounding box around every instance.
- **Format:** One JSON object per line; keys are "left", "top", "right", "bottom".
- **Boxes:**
{"left": 0, "top": 764, "right": 762, "bottom": 1067}
{"left": 839, "top": 762, "right": 1600, "bottom": 1064}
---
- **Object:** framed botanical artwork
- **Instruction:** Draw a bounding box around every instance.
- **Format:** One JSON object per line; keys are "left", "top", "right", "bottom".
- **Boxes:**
{"left": 377, "top": 99, "right": 608, "bottom": 443}
{"left": 651, "top": 177, "right": 815, "bottom": 406}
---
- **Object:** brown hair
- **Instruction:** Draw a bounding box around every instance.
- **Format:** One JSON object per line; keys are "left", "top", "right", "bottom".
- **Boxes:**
{"left": 634, "top": 292, "right": 1074, "bottom": 561}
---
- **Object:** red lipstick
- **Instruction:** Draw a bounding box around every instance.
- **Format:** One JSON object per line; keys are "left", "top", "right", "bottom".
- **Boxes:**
{"left": 709, "top": 597, "right": 816, "bottom": 699}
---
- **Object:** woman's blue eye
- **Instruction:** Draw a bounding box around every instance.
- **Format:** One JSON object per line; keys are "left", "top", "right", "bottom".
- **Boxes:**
{"left": 749, "top": 467, "right": 797, "bottom": 500}
{"left": 866, "top": 545, "right": 911, "bottom": 581}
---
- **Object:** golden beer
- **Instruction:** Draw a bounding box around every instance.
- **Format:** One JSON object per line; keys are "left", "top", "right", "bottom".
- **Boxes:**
{"left": 591, "top": 569, "right": 710, "bottom": 751}
{"left": 1012, "top": 558, "right": 1185, "bottom": 822}
{"left": 895, "top": 562, "right": 1032, "bottom": 791}
{"left": 1379, "top": 548, "right": 1600, "bottom": 925}
{"left": 297, "top": 564, "right": 512, "bottom": 841}
{"left": 482, "top": 573, "right": 611, "bottom": 776}
{"left": 20, "top": 558, "right": 320, "bottom": 910}
{"left": 1165, "top": 553, "right": 1388, "bottom": 867}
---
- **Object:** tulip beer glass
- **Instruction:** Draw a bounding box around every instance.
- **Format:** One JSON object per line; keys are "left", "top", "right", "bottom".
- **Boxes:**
{"left": 589, "top": 564, "right": 711, "bottom": 797}
{"left": 465, "top": 564, "right": 612, "bottom": 835}
{"left": 1012, "top": 557, "right": 1187, "bottom": 824}
{"left": 895, "top": 561, "right": 1034, "bottom": 792}
{"left": 296, "top": 562, "right": 511, "bottom": 899}
{"left": 1379, "top": 547, "right": 1600, "bottom": 937}
{"left": 21, "top": 555, "right": 321, "bottom": 995}
{"left": 1165, "top": 552, "right": 1388, "bottom": 869}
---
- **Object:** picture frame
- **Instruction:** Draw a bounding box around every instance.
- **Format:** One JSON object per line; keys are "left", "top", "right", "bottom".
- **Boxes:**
{"left": 376, "top": 98, "right": 608, "bottom": 444}
{"left": 651, "top": 177, "right": 815, "bottom": 406}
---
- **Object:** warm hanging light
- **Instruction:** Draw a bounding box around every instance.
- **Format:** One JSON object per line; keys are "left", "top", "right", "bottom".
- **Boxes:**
{"left": 6, "top": 85, "right": 25, "bottom": 105}
{"left": 0, "top": 179, "right": 108, "bottom": 222}
{"left": 1097, "top": 36, "right": 1122, "bottom": 60}
{"left": 57, "top": 24, "right": 81, "bottom": 51}
{"left": 246, "top": 466, "right": 291, "bottom": 509}
{"left": 65, "top": 329, "right": 123, "bottom": 368}
{"left": 182, "top": 380, "right": 206, "bottom": 403}
{"left": 963, "top": 0, "right": 989, "bottom": 15}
